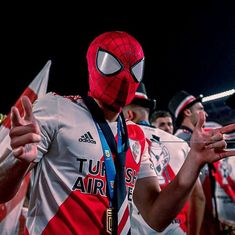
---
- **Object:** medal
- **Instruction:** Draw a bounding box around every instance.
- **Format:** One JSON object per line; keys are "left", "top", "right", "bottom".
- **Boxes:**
{"left": 106, "top": 208, "right": 113, "bottom": 234}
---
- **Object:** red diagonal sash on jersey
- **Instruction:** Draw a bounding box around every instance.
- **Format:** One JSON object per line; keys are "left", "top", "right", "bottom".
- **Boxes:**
{"left": 227, "top": 176, "right": 235, "bottom": 191}
{"left": 161, "top": 164, "right": 176, "bottom": 188}
{"left": 0, "top": 174, "right": 30, "bottom": 222}
{"left": 0, "top": 60, "right": 51, "bottom": 233}
{"left": 117, "top": 195, "right": 130, "bottom": 235}
{"left": 161, "top": 164, "right": 188, "bottom": 232}
{"left": 147, "top": 135, "right": 188, "bottom": 232}
{"left": 213, "top": 161, "right": 235, "bottom": 203}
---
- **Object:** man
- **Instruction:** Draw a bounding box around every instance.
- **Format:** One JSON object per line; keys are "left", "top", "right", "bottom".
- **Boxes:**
{"left": 0, "top": 31, "right": 234, "bottom": 235}
{"left": 168, "top": 90, "right": 207, "bottom": 143}
{"left": 168, "top": 90, "right": 209, "bottom": 183}
{"left": 150, "top": 110, "right": 174, "bottom": 134}
{"left": 123, "top": 83, "right": 205, "bottom": 235}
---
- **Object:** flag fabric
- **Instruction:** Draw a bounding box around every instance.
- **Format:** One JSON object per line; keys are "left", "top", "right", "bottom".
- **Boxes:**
{"left": 0, "top": 60, "right": 51, "bottom": 235}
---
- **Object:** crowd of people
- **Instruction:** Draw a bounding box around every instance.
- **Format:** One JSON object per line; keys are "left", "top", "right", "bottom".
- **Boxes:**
{"left": 0, "top": 31, "right": 235, "bottom": 235}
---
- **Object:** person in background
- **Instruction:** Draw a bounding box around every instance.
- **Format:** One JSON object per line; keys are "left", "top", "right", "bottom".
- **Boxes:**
{"left": 150, "top": 110, "right": 174, "bottom": 134}
{"left": 210, "top": 95, "right": 235, "bottom": 235}
{"left": 168, "top": 90, "right": 206, "bottom": 144}
{"left": 123, "top": 82, "right": 205, "bottom": 235}
{"left": 0, "top": 31, "right": 233, "bottom": 235}
{"left": 168, "top": 90, "right": 219, "bottom": 235}
{"left": 206, "top": 121, "right": 235, "bottom": 234}
{"left": 168, "top": 91, "right": 208, "bottom": 181}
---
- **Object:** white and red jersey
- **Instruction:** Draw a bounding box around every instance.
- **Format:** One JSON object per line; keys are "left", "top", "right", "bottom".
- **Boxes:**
{"left": 204, "top": 123, "right": 235, "bottom": 226}
{"left": 213, "top": 157, "right": 235, "bottom": 224}
{"left": 131, "top": 125, "right": 190, "bottom": 235}
{"left": 25, "top": 92, "right": 156, "bottom": 235}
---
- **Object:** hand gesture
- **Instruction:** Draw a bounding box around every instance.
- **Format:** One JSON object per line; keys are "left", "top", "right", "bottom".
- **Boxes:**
{"left": 190, "top": 111, "right": 235, "bottom": 164}
{"left": 9, "top": 96, "right": 41, "bottom": 163}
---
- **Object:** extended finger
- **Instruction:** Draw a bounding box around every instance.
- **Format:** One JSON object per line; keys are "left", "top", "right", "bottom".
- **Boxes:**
{"left": 216, "top": 124, "right": 235, "bottom": 134}
{"left": 11, "top": 106, "right": 23, "bottom": 128}
{"left": 217, "top": 149, "right": 235, "bottom": 159}
{"left": 21, "top": 96, "right": 34, "bottom": 122}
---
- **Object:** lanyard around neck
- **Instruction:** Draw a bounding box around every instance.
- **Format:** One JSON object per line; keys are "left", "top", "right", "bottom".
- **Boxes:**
{"left": 83, "top": 96, "right": 128, "bottom": 206}
{"left": 95, "top": 116, "right": 123, "bottom": 206}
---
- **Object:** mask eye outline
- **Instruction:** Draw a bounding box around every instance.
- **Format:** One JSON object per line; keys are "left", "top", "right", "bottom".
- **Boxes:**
{"left": 96, "top": 48, "right": 123, "bottom": 76}
{"left": 131, "top": 58, "right": 145, "bottom": 82}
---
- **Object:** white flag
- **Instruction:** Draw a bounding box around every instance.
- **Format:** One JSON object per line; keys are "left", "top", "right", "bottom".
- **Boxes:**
{"left": 0, "top": 60, "right": 51, "bottom": 235}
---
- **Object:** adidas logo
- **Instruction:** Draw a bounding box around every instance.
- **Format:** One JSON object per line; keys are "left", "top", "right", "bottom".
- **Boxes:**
{"left": 78, "top": 131, "right": 96, "bottom": 144}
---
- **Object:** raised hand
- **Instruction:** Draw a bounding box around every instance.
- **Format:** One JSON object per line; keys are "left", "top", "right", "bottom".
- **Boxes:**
{"left": 9, "top": 96, "right": 41, "bottom": 163}
{"left": 190, "top": 111, "right": 235, "bottom": 164}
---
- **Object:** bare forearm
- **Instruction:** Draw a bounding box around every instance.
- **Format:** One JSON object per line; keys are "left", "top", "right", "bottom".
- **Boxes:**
{"left": 0, "top": 149, "right": 31, "bottom": 203}
{"left": 135, "top": 150, "right": 204, "bottom": 232}
{"left": 188, "top": 198, "right": 205, "bottom": 235}
{"left": 187, "top": 179, "right": 205, "bottom": 235}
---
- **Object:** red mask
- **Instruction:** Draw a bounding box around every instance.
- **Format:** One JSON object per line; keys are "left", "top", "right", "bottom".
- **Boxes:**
{"left": 86, "top": 31, "right": 144, "bottom": 112}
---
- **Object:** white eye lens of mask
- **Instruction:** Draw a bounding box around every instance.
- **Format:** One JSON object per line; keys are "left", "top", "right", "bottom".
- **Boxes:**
{"left": 131, "top": 59, "right": 144, "bottom": 82}
{"left": 97, "top": 49, "right": 122, "bottom": 75}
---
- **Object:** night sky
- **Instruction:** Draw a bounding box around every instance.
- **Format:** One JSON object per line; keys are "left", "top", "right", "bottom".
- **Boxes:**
{"left": 2, "top": 2, "right": 235, "bottom": 116}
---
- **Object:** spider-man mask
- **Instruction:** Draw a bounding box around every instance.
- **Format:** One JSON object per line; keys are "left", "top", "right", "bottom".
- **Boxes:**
{"left": 86, "top": 31, "right": 145, "bottom": 112}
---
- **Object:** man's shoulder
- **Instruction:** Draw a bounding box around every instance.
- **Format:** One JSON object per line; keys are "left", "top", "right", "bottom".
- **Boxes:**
{"left": 140, "top": 126, "right": 190, "bottom": 151}
{"left": 33, "top": 92, "right": 84, "bottom": 113}
{"left": 174, "top": 127, "right": 192, "bottom": 144}
{"left": 37, "top": 92, "right": 82, "bottom": 103}
{"left": 63, "top": 94, "right": 82, "bottom": 102}
{"left": 126, "top": 120, "right": 146, "bottom": 140}
{"left": 154, "top": 128, "right": 187, "bottom": 142}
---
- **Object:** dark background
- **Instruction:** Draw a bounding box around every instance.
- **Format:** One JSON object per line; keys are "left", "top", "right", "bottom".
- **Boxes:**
{"left": 1, "top": 2, "right": 235, "bottom": 124}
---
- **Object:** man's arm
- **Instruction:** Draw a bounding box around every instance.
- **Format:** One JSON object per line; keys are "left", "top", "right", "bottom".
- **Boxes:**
{"left": 133, "top": 153, "right": 201, "bottom": 232}
{"left": 134, "top": 111, "right": 235, "bottom": 232}
{"left": 187, "top": 178, "right": 205, "bottom": 235}
{"left": 0, "top": 96, "right": 40, "bottom": 203}
{"left": 0, "top": 150, "right": 32, "bottom": 202}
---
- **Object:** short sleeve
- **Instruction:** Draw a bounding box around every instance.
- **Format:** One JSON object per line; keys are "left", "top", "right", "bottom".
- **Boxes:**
{"left": 32, "top": 93, "right": 60, "bottom": 162}
{"left": 137, "top": 140, "right": 157, "bottom": 179}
